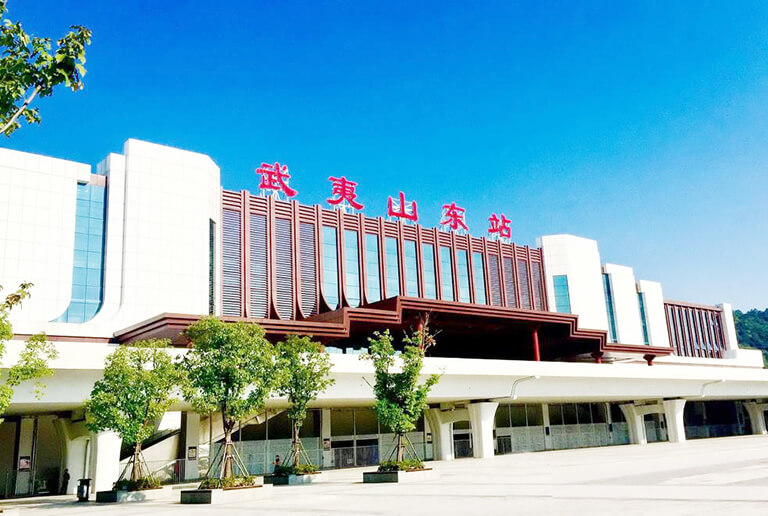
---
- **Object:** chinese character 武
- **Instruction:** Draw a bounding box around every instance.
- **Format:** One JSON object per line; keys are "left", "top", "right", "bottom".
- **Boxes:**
{"left": 256, "top": 162, "right": 297, "bottom": 198}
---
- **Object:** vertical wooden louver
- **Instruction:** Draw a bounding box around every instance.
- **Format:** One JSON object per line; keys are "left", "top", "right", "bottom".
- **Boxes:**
{"left": 531, "top": 261, "right": 544, "bottom": 310}
{"left": 274, "top": 218, "right": 294, "bottom": 319}
{"left": 299, "top": 222, "right": 318, "bottom": 316}
{"left": 488, "top": 254, "right": 502, "bottom": 306}
{"left": 221, "top": 209, "right": 242, "bottom": 316}
{"left": 502, "top": 257, "right": 517, "bottom": 308}
{"left": 249, "top": 213, "right": 268, "bottom": 318}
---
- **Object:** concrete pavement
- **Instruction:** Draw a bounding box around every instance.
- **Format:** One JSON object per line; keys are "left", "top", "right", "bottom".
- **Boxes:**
{"left": 3, "top": 435, "right": 768, "bottom": 515}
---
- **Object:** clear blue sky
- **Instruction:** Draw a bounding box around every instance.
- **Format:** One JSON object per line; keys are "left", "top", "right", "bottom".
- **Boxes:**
{"left": 3, "top": 1, "right": 767, "bottom": 310}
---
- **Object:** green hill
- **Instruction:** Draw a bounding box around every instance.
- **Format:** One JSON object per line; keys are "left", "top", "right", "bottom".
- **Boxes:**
{"left": 734, "top": 308, "right": 768, "bottom": 360}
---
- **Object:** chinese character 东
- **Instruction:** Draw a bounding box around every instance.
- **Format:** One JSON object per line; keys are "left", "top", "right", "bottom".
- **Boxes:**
{"left": 440, "top": 202, "right": 469, "bottom": 232}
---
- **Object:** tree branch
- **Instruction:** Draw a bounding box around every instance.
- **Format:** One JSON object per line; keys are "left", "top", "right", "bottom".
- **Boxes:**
{"left": 1, "top": 85, "right": 41, "bottom": 136}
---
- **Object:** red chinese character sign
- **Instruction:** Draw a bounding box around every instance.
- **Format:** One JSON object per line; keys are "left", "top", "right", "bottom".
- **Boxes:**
{"left": 488, "top": 213, "right": 512, "bottom": 242}
{"left": 327, "top": 176, "right": 364, "bottom": 212}
{"left": 387, "top": 191, "right": 418, "bottom": 223}
{"left": 256, "top": 162, "right": 297, "bottom": 200}
{"left": 440, "top": 202, "right": 469, "bottom": 235}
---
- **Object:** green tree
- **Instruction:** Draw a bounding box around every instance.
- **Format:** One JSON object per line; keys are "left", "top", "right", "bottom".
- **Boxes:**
{"left": 735, "top": 308, "right": 768, "bottom": 364}
{"left": 0, "top": 0, "right": 91, "bottom": 137}
{"left": 179, "top": 317, "right": 278, "bottom": 480}
{"left": 275, "top": 335, "right": 334, "bottom": 470}
{"left": 85, "top": 339, "right": 178, "bottom": 485}
{"left": 362, "top": 323, "right": 439, "bottom": 464}
{"left": 0, "top": 282, "right": 57, "bottom": 424}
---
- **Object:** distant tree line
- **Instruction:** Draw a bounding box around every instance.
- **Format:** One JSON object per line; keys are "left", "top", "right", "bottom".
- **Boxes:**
{"left": 735, "top": 308, "right": 768, "bottom": 361}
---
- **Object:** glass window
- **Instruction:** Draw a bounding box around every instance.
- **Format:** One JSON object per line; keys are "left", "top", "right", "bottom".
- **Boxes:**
{"left": 55, "top": 183, "right": 107, "bottom": 323}
{"left": 495, "top": 404, "right": 511, "bottom": 428}
{"left": 471, "top": 252, "right": 486, "bottom": 304}
{"left": 344, "top": 230, "right": 361, "bottom": 307}
{"left": 518, "top": 259, "right": 531, "bottom": 309}
{"left": 439, "top": 246, "right": 454, "bottom": 301}
{"left": 509, "top": 405, "right": 527, "bottom": 427}
{"left": 456, "top": 250, "right": 471, "bottom": 303}
{"left": 404, "top": 240, "right": 419, "bottom": 297}
{"left": 385, "top": 237, "right": 400, "bottom": 298}
{"left": 553, "top": 275, "right": 571, "bottom": 314}
{"left": 322, "top": 226, "right": 339, "bottom": 309}
{"left": 548, "top": 404, "right": 563, "bottom": 425}
{"left": 421, "top": 243, "right": 437, "bottom": 299}
{"left": 365, "top": 234, "right": 381, "bottom": 303}
{"left": 331, "top": 409, "right": 354, "bottom": 436}
{"left": 354, "top": 408, "right": 379, "bottom": 435}
{"left": 591, "top": 403, "right": 607, "bottom": 423}
{"left": 603, "top": 273, "right": 618, "bottom": 343}
{"left": 638, "top": 292, "right": 650, "bottom": 345}
{"left": 563, "top": 404, "right": 578, "bottom": 425}
{"left": 526, "top": 404, "right": 543, "bottom": 426}
{"left": 576, "top": 403, "right": 592, "bottom": 424}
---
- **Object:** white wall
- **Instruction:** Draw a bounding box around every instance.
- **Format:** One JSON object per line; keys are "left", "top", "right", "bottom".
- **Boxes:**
{"left": 0, "top": 140, "right": 221, "bottom": 338}
{"left": 538, "top": 234, "right": 609, "bottom": 332}
{"left": 637, "top": 279, "right": 670, "bottom": 348}
{"left": 603, "top": 264, "right": 644, "bottom": 346}
{"left": 0, "top": 147, "right": 91, "bottom": 334}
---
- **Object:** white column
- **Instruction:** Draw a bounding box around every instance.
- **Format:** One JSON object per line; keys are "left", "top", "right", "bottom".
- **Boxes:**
{"left": 88, "top": 431, "right": 122, "bottom": 493}
{"left": 744, "top": 402, "right": 768, "bottom": 435}
{"left": 321, "top": 409, "right": 333, "bottom": 468}
{"left": 53, "top": 418, "right": 91, "bottom": 494}
{"left": 718, "top": 303, "right": 740, "bottom": 352}
{"left": 662, "top": 400, "right": 687, "bottom": 443}
{"left": 620, "top": 404, "right": 647, "bottom": 445}
{"left": 14, "top": 417, "right": 35, "bottom": 496}
{"left": 426, "top": 409, "right": 454, "bottom": 461}
{"left": 182, "top": 412, "right": 200, "bottom": 480}
{"left": 468, "top": 402, "right": 499, "bottom": 459}
{"left": 542, "top": 404, "right": 553, "bottom": 450}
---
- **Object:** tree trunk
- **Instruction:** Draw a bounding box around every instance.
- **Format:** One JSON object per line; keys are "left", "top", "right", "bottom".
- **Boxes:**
{"left": 131, "top": 442, "right": 142, "bottom": 482}
{"left": 292, "top": 420, "right": 301, "bottom": 468}
{"left": 0, "top": 86, "right": 40, "bottom": 136}
{"left": 222, "top": 409, "right": 235, "bottom": 479}
{"left": 396, "top": 433, "right": 404, "bottom": 463}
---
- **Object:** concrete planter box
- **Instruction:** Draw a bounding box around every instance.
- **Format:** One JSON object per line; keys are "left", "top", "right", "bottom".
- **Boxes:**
{"left": 264, "top": 472, "right": 323, "bottom": 486}
{"left": 180, "top": 483, "right": 272, "bottom": 504}
{"left": 363, "top": 468, "right": 435, "bottom": 483}
{"left": 96, "top": 486, "right": 168, "bottom": 503}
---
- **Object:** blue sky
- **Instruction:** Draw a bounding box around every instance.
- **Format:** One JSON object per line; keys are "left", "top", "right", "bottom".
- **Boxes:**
{"left": 3, "top": 1, "right": 767, "bottom": 310}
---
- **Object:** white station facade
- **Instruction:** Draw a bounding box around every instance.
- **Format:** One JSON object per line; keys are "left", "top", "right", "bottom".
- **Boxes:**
{"left": 1, "top": 139, "right": 767, "bottom": 497}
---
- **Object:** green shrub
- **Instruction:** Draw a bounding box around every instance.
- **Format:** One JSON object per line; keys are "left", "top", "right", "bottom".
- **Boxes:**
{"left": 271, "top": 463, "right": 318, "bottom": 477}
{"left": 198, "top": 475, "right": 257, "bottom": 489}
{"left": 112, "top": 477, "right": 160, "bottom": 492}
{"left": 377, "top": 459, "right": 424, "bottom": 472}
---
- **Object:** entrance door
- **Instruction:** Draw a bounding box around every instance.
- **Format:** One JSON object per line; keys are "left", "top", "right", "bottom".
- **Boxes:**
{"left": 453, "top": 429, "right": 473, "bottom": 458}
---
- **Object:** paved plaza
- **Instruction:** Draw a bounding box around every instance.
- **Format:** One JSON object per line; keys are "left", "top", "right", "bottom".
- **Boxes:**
{"left": 3, "top": 435, "right": 768, "bottom": 515}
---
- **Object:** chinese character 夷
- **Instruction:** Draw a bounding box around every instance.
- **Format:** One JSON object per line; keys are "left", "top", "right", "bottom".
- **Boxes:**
{"left": 327, "top": 176, "right": 364, "bottom": 211}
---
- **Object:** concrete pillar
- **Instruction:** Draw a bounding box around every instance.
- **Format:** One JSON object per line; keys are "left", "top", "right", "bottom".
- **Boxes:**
{"left": 541, "top": 404, "right": 553, "bottom": 450}
{"left": 14, "top": 417, "right": 36, "bottom": 496}
{"left": 321, "top": 409, "right": 333, "bottom": 467}
{"left": 744, "top": 402, "right": 768, "bottom": 435}
{"left": 88, "top": 431, "right": 122, "bottom": 493}
{"left": 53, "top": 418, "right": 91, "bottom": 494}
{"left": 620, "top": 404, "right": 647, "bottom": 445}
{"left": 662, "top": 399, "right": 687, "bottom": 443}
{"left": 468, "top": 402, "right": 499, "bottom": 459}
{"left": 426, "top": 409, "right": 454, "bottom": 461}
{"left": 181, "top": 412, "right": 200, "bottom": 480}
